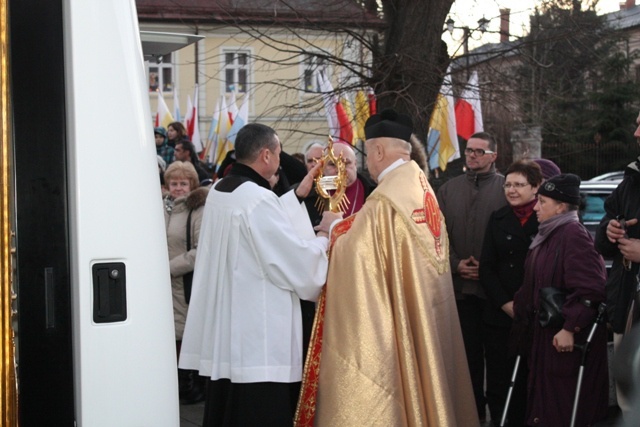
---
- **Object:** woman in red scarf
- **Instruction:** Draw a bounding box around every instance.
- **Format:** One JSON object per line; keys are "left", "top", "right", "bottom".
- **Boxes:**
{"left": 480, "top": 160, "right": 543, "bottom": 426}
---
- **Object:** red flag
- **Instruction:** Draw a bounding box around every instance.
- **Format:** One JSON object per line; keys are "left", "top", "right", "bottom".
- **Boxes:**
{"left": 454, "top": 71, "right": 483, "bottom": 140}
{"left": 186, "top": 100, "right": 195, "bottom": 137}
{"left": 455, "top": 100, "right": 475, "bottom": 140}
{"left": 367, "top": 89, "right": 377, "bottom": 116}
{"left": 335, "top": 101, "right": 353, "bottom": 145}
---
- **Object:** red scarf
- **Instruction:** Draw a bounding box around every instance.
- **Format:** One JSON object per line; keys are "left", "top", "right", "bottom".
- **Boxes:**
{"left": 512, "top": 198, "right": 537, "bottom": 226}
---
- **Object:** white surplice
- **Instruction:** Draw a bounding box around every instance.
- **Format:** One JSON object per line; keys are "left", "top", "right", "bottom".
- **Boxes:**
{"left": 179, "top": 182, "right": 328, "bottom": 384}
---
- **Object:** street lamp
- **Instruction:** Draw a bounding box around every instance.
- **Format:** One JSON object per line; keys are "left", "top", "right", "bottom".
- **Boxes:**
{"left": 446, "top": 16, "right": 490, "bottom": 35}
{"left": 445, "top": 16, "right": 490, "bottom": 78}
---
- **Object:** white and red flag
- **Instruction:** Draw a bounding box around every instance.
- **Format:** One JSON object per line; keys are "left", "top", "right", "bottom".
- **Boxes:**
{"left": 454, "top": 71, "right": 483, "bottom": 140}
{"left": 184, "top": 85, "right": 203, "bottom": 152}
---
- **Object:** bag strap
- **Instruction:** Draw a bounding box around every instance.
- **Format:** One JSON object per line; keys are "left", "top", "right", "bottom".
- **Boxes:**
{"left": 186, "top": 209, "right": 193, "bottom": 251}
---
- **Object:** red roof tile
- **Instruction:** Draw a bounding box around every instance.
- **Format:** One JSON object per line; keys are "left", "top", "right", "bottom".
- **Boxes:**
{"left": 136, "top": 0, "right": 383, "bottom": 28}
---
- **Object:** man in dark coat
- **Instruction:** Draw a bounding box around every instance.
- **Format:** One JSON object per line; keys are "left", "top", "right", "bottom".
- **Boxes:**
{"left": 437, "top": 132, "right": 507, "bottom": 423}
{"left": 595, "top": 111, "right": 640, "bottom": 415}
{"left": 175, "top": 140, "right": 211, "bottom": 185}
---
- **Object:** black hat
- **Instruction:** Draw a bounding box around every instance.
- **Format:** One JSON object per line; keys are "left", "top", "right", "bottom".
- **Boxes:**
{"left": 364, "top": 108, "right": 413, "bottom": 142}
{"left": 536, "top": 173, "right": 581, "bottom": 205}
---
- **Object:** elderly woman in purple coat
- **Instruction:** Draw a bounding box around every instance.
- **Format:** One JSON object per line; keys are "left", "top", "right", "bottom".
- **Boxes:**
{"left": 513, "top": 173, "right": 608, "bottom": 427}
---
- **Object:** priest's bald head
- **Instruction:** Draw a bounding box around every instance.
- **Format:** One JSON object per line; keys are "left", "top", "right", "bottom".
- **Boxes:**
{"left": 324, "top": 142, "right": 357, "bottom": 186}
{"left": 364, "top": 109, "right": 413, "bottom": 182}
{"left": 235, "top": 123, "right": 281, "bottom": 181}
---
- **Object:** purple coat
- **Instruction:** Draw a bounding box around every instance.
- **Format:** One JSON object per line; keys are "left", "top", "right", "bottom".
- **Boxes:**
{"left": 513, "top": 220, "right": 608, "bottom": 427}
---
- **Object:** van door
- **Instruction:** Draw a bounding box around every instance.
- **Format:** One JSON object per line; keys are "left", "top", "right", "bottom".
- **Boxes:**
{"left": 11, "top": 0, "right": 75, "bottom": 425}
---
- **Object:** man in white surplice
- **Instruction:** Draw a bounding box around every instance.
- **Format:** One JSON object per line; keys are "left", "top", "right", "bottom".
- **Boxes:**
{"left": 179, "top": 123, "right": 340, "bottom": 426}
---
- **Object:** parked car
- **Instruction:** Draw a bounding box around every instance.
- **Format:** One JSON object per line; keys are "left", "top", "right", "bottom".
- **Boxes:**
{"left": 580, "top": 180, "right": 622, "bottom": 238}
{"left": 587, "top": 171, "right": 625, "bottom": 182}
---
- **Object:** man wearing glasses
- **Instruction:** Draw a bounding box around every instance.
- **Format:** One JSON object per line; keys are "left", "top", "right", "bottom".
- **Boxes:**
{"left": 436, "top": 132, "right": 507, "bottom": 425}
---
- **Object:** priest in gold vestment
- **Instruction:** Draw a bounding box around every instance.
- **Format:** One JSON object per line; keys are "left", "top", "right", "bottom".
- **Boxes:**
{"left": 296, "top": 109, "right": 479, "bottom": 427}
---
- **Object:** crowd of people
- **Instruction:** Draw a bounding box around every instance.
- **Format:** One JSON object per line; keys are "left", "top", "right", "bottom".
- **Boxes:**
{"left": 154, "top": 109, "right": 640, "bottom": 427}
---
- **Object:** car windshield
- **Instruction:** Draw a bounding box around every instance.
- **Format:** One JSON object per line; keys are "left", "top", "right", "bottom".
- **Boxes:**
{"left": 582, "top": 193, "right": 608, "bottom": 222}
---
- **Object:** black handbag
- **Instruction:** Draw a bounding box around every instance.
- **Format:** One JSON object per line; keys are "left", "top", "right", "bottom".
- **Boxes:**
{"left": 538, "top": 286, "right": 567, "bottom": 328}
{"left": 535, "top": 239, "right": 568, "bottom": 329}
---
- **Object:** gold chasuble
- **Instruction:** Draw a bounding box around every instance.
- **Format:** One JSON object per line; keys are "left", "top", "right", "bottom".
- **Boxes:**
{"left": 296, "top": 161, "right": 479, "bottom": 427}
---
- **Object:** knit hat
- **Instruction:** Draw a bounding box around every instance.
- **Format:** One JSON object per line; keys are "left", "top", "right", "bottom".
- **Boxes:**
{"left": 536, "top": 173, "right": 581, "bottom": 205}
{"left": 533, "top": 158, "right": 561, "bottom": 180}
{"left": 154, "top": 126, "right": 167, "bottom": 137}
{"left": 364, "top": 108, "right": 413, "bottom": 142}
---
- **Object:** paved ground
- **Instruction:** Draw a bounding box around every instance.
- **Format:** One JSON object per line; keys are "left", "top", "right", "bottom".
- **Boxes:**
{"left": 179, "top": 401, "right": 621, "bottom": 426}
{"left": 180, "top": 401, "right": 205, "bottom": 427}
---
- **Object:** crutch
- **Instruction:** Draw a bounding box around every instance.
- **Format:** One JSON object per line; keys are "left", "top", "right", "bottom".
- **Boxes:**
{"left": 569, "top": 302, "right": 607, "bottom": 427}
{"left": 499, "top": 355, "right": 521, "bottom": 427}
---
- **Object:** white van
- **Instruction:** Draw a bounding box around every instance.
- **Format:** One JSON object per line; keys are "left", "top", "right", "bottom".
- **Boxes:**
{"left": 3, "top": 1, "right": 198, "bottom": 425}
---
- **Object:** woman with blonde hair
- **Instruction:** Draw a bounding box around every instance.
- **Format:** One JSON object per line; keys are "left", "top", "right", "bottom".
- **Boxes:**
{"left": 163, "top": 161, "right": 209, "bottom": 404}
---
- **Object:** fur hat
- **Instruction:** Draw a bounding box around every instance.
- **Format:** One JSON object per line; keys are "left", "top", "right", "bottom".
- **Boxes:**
{"left": 536, "top": 173, "right": 581, "bottom": 205}
{"left": 364, "top": 108, "right": 413, "bottom": 142}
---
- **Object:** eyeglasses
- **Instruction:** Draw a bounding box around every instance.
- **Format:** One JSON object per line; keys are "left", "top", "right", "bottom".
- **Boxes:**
{"left": 464, "top": 148, "right": 495, "bottom": 156}
{"left": 503, "top": 182, "right": 531, "bottom": 189}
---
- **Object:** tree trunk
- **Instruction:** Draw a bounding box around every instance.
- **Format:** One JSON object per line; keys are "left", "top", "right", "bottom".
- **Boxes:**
{"left": 373, "top": 0, "right": 454, "bottom": 142}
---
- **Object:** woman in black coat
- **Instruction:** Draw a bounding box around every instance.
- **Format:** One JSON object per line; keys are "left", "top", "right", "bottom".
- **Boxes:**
{"left": 480, "top": 160, "right": 543, "bottom": 426}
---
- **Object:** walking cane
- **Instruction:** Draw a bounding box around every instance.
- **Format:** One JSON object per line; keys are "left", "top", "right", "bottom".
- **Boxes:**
{"left": 569, "top": 302, "right": 607, "bottom": 427}
{"left": 499, "top": 355, "right": 521, "bottom": 427}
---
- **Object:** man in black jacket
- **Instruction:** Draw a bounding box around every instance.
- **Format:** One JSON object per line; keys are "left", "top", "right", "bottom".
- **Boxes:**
{"left": 595, "top": 111, "right": 640, "bottom": 416}
{"left": 175, "top": 140, "right": 211, "bottom": 185}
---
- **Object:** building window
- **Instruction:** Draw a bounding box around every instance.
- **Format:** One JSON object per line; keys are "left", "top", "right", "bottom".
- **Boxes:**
{"left": 224, "top": 51, "right": 249, "bottom": 93}
{"left": 302, "top": 55, "right": 326, "bottom": 92}
{"left": 148, "top": 53, "right": 174, "bottom": 92}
